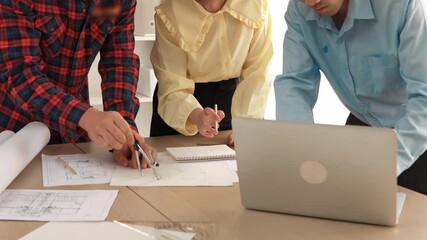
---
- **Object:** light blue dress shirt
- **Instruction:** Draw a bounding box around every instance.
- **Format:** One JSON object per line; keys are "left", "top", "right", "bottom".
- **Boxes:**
{"left": 274, "top": 0, "right": 427, "bottom": 176}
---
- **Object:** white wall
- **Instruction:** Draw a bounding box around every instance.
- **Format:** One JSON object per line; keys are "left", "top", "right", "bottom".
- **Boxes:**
{"left": 266, "top": 0, "right": 349, "bottom": 125}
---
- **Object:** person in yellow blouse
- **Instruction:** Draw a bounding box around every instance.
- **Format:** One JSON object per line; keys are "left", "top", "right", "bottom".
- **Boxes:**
{"left": 150, "top": 0, "right": 273, "bottom": 145}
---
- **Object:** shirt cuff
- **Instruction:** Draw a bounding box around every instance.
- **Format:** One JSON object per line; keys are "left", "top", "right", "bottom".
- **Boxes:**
{"left": 58, "top": 99, "right": 91, "bottom": 143}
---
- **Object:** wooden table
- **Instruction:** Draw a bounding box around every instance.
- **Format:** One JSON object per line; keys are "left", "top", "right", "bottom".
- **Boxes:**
{"left": 0, "top": 143, "right": 168, "bottom": 240}
{"left": 4, "top": 131, "right": 427, "bottom": 239}
{"left": 109, "top": 132, "right": 427, "bottom": 240}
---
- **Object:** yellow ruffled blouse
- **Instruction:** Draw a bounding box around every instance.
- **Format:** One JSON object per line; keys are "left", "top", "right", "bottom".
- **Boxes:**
{"left": 150, "top": 0, "right": 273, "bottom": 135}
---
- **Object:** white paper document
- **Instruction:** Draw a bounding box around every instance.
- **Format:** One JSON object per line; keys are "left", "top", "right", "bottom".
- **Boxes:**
{"left": 0, "top": 189, "right": 117, "bottom": 221}
{"left": 21, "top": 221, "right": 195, "bottom": 240}
{"left": 225, "top": 160, "right": 239, "bottom": 183}
{"left": 110, "top": 152, "right": 234, "bottom": 187}
{"left": 209, "top": 159, "right": 238, "bottom": 183}
{"left": 0, "top": 122, "right": 50, "bottom": 193}
{"left": 42, "top": 153, "right": 116, "bottom": 187}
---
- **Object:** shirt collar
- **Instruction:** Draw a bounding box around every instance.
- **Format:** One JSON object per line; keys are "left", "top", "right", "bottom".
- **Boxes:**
{"left": 155, "top": 0, "right": 268, "bottom": 52}
{"left": 347, "top": 0, "right": 374, "bottom": 20}
{"left": 299, "top": 0, "right": 374, "bottom": 31}
{"left": 224, "top": 0, "right": 267, "bottom": 28}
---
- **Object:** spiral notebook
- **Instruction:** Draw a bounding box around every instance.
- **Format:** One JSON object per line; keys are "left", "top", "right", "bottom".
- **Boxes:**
{"left": 165, "top": 144, "right": 235, "bottom": 162}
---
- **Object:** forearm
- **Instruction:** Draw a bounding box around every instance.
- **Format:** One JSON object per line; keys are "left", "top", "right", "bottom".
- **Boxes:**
{"left": 395, "top": 91, "right": 427, "bottom": 175}
{"left": 7, "top": 67, "right": 91, "bottom": 140}
{"left": 99, "top": 0, "right": 140, "bottom": 130}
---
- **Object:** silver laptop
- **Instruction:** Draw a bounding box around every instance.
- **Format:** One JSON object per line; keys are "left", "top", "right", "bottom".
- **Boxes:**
{"left": 134, "top": 0, "right": 159, "bottom": 36}
{"left": 232, "top": 117, "right": 406, "bottom": 226}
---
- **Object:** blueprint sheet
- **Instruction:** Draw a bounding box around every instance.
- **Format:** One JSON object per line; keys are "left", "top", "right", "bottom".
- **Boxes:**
{"left": 0, "top": 189, "right": 117, "bottom": 221}
{"left": 42, "top": 153, "right": 116, "bottom": 187}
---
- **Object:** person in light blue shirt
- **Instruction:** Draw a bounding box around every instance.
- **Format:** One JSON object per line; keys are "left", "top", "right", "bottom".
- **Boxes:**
{"left": 275, "top": 0, "right": 427, "bottom": 194}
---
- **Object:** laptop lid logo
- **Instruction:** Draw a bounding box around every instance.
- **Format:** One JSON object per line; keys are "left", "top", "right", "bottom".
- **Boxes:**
{"left": 300, "top": 161, "right": 328, "bottom": 184}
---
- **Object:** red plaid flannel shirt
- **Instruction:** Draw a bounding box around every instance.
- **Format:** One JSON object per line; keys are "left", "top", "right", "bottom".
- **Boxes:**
{"left": 0, "top": 0, "right": 140, "bottom": 144}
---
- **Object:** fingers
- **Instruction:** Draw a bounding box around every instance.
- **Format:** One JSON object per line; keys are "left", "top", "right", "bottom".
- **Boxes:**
{"left": 131, "top": 130, "right": 158, "bottom": 169}
{"left": 139, "top": 141, "right": 158, "bottom": 169}
{"left": 131, "top": 129, "right": 144, "bottom": 144}
{"left": 111, "top": 132, "right": 158, "bottom": 170}
{"left": 197, "top": 108, "right": 225, "bottom": 137}
{"left": 90, "top": 133, "right": 112, "bottom": 150}
{"left": 150, "top": 148, "right": 158, "bottom": 161}
{"left": 108, "top": 112, "right": 133, "bottom": 148}
{"left": 112, "top": 147, "right": 130, "bottom": 168}
{"left": 80, "top": 109, "right": 133, "bottom": 150}
{"left": 140, "top": 142, "right": 158, "bottom": 164}
{"left": 217, "top": 110, "right": 225, "bottom": 119}
{"left": 129, "top": 147, "right": 138, "bottom": 169}
{"left": 130, "top": 130, "right": 146, "bottom": 168}
{"left": 115, "top": 116, "right": 135, "bottom": 145}
{"left": 97, "top": 127, "right": 123, "bottom": 150}
{"left": 113, "top": 143, "right": 139, "bottom": 169}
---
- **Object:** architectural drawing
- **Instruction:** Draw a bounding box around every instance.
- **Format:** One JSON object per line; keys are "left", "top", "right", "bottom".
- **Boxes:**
{"left": 110, "top": 154, "right": 234, "bottom": 187}
{"left": 0, "top": 189, "right": 118, "bottom": 221}
{"left": 65, "top": 159, "right": 111, "bottom": 180}
{"left": 42, "top": 153, "right": 116, "bottom": 187}
{"left": 0, "top": 191, "right": 85, "bottom": 216}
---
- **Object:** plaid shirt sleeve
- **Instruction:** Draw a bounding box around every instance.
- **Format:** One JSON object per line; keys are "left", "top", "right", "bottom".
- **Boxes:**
{"left": 0, "top": 1, "right": 90, "bottom": 142}
{"left": 98, "top": 0, "right": 140, "bottom": 132}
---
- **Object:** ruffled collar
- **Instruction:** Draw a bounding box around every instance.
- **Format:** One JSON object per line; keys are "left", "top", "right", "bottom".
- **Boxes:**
{"left": 155, "top": 0, "right": 268, "bottom": 52}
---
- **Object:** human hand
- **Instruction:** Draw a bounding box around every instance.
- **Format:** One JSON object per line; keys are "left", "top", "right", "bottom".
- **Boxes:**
{"left": 112, "top": 129, "right": 157, "bottom": 168}
{"left": 189, "top": 107, "right": 225, "bottom": 138}
{"left": 78, "top": 108, "right": 134, "bottom": 150}
{"left": 227, "top": 132, "right": 234, "bottom": 147}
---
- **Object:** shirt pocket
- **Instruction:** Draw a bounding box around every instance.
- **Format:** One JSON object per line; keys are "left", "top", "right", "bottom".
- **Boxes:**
{"left": 34, "top": 15, "right": 66, "bottom": 58}
{"left": 90, "top": 17, "right": 116, "bottom": 54}
{"left": 354, "top": 54, "right": 405, "bottom": 96}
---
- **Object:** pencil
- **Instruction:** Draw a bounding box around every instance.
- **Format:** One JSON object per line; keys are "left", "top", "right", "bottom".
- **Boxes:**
{"left": 214, "top": 104, "right": 218, "bottom": 132}
{"left": 56, "top": 157, "right": 77, "bottom": 175}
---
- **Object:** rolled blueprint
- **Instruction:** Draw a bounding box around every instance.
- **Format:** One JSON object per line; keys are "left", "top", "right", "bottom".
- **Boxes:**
{"left": 0, "top": 130, "right": 14, "bottom": 145}
{"left": 0, "top": 122, "right": 50, "bottom": 193}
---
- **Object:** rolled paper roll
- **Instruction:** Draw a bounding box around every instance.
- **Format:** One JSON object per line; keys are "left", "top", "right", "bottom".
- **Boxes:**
{"left": 0, "top": 122, "right": 50, "bottom": 193}
{"left": 0, "top": 130, "right": 14, "bottom": 145}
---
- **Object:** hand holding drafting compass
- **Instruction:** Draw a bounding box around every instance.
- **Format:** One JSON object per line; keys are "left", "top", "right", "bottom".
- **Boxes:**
{"left": 133, "top": 139, "right": 161, "bottom": 180}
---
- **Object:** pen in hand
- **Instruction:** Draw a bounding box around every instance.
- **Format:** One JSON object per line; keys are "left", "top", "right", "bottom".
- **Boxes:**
{"left": 214, "top": 104, "right": 218, "bottom": 132}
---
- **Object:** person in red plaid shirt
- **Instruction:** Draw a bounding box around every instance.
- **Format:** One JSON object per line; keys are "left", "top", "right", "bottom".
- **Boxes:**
{"left": 0, "top": 0, "right": 156, "bottom": 168}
